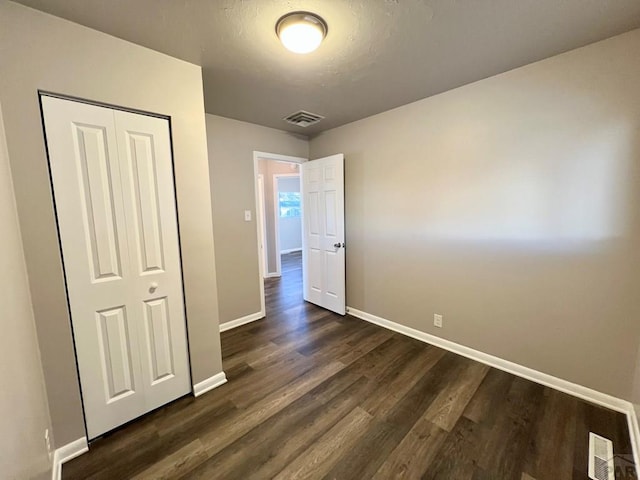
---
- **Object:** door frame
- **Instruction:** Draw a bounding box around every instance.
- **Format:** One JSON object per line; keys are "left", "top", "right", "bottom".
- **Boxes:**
{"left": 253, "top": 151, "right": 307, "bottom": 317}
{"left": 256, "top": 174, "right": 268, "bottom": 278}
{"left": 273, "top": 173, "right": 302, "bottom": 276}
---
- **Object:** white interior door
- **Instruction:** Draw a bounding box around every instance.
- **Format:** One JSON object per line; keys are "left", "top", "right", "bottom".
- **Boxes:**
{"left": 301, "top": 154, "right": 346, "bottom": 315}
{"left": 41, "top": 96, "right": 190, "bottom": 439}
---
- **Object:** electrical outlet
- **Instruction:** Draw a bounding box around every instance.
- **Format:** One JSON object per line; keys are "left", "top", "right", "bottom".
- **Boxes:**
{"left": 44, "top": 429, "right": 52, "bottom": 460}
{"left": 434, "top": 314, "right": 443, "bottom": 328}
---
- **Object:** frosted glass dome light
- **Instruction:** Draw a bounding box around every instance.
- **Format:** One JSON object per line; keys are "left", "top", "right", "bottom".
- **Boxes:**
{"left": 276, "top": 12, "right": 327, "bottom": 54}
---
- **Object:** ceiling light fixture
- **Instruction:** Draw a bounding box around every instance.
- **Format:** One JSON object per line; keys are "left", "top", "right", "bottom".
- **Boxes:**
{"left": 276, "top": 11, "right": 327, "bottom": 54}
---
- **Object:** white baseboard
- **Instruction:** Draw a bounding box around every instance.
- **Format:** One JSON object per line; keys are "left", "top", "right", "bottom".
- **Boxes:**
{"left": 347, "top": 306, "right": 640, "bottom": 465}
{"left": 52, "top": 437, "right": 88, "bottom": 480}
{"left": 264, "top": 272, "right": 281, "bottom": 279}
{"left": 280, "top": 248, "right": 302, "bottom": 254}
{"left": 219, "top": 311, "right": 264, "bottom": 333}
{"left": 49, "top": 372, "right": 228, "bottom": 479}
{"left": 193, "top": 371, "right": 227, "bottom": 397}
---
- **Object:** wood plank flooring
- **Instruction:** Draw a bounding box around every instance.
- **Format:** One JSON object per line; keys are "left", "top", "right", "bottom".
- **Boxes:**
{"left": 63, "top": 252, "right": 637, "bottom": 479}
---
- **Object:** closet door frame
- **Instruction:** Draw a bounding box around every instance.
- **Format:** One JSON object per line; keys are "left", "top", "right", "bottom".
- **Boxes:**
{"left": 40, "top": 92, "right": 193, "bottom": 439}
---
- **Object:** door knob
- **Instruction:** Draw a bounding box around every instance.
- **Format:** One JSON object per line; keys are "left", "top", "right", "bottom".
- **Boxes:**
{"left": 149, "top": 282, "right": 159, "bottom": 292}
{"left": 333, "top": 243, "right": 345, "bottom": 248}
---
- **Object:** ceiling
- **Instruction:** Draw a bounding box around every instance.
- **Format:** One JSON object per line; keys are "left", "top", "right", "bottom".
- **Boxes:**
{"left": 13, "top": 0, "right": 640, "bottom": 136}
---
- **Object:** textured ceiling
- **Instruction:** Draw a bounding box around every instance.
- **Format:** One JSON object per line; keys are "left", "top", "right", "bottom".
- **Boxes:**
{"left": 12, "top": 0, "right": 640, "bottom": 136}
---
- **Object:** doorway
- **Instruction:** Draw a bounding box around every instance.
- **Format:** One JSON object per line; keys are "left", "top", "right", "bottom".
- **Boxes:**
{"left": 274, "top": 173, "right": 302, "bottom": 274}
{"left": 253, "top": 151, "right": 347, "bottom": 318}
{"left": 253, "top": 152, "right": 306, "bottom": 315}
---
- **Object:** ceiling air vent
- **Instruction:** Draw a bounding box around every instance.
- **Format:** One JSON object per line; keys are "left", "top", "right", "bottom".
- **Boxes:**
{"left": 283, "top": 110, "right": 324, "bottom": 128}
{"left": 588, "top": 433, "right": 614, "bottom": 480}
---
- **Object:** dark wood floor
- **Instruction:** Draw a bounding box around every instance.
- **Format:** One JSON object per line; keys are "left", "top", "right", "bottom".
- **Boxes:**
{"left": 63, "top": 251, "right": 636, "bottom": 479}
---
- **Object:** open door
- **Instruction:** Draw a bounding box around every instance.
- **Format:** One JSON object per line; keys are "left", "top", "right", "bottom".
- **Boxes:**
{"left": 301, "top": 154, "right": 346, "bottom": 315}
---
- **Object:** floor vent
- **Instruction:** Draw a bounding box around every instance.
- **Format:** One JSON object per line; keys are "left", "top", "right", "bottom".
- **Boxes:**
{"left": 283, "top": 110, "right": 324, "bottom": 128}
{"left": 589, "top": 433, "right": 614, "bottom": 480}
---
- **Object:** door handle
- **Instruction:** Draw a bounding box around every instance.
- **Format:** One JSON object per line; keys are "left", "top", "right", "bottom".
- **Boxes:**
{"left": 333, "top": 243, "right": 345, "bottom": 248}
{"left": 149, "top": 282, "right": 159, "bottom": 292}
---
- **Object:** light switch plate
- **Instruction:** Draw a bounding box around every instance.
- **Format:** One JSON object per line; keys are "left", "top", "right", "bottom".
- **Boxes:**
{"left": 244, "top": 210, "right": 252, "bottom": 221}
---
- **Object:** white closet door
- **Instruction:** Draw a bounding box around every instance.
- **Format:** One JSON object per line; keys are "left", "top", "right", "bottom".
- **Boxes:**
{"left": 42, "top": 96, "right": 190, "bottom": 439}
{"left": 114, "top": 110, "right": 190, "bottom": 413}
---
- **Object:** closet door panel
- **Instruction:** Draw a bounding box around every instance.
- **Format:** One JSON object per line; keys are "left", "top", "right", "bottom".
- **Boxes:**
{"left": 42, "top": 97, "right": 191, "bottom": 439}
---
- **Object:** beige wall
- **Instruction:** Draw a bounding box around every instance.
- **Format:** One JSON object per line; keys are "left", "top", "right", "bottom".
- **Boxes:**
{"left": 258, "top": 159, "right": 301, "bottom": 274}
{"left": 0, "top": 1, "right": 223, "bottom": 447}
{"left": 0, "top": 103, "right": 52, "bottom": 479}
{"left": 310, "top": 29, "right": 640, "bottom": 401}
{"left": 207, "top": 114, "right": 308, "bottom": 323}
{"left": 633, "top": 346, "right": 640, "bottom": 406}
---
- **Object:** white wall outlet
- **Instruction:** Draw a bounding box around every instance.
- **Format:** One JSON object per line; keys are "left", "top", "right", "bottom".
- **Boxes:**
{"left": 244, "top": 210, "right": 252, "bottom": 222}
{"left": 44, "top": 428, "right": 52, "bottom": 460}
{"left": 434, "top": 314, "right": 443, "bottom": 328}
